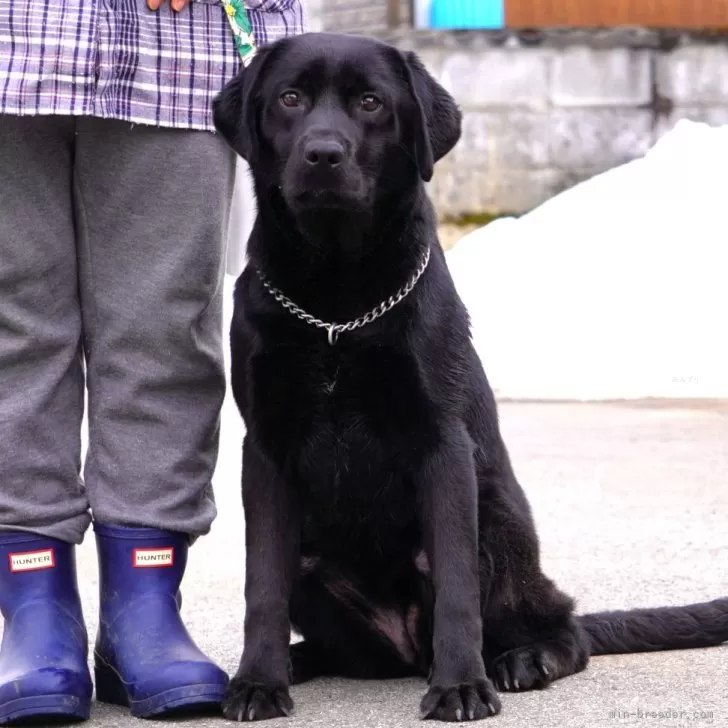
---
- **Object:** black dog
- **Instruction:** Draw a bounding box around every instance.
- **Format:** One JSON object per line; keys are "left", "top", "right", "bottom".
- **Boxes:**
{"left": 213, "top": 32, "right": 728, "bottom": 722}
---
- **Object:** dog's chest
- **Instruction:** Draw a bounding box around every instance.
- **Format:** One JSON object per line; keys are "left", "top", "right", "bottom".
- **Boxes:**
{"left": 251, "top": 340, "right": 437, "bottom": 512}
{"left": 320, "top": 365, "right": 339, "bottom": 396}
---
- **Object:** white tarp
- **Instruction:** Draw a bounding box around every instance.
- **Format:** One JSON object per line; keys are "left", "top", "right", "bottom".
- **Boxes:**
{"left": 446, "top": 120, "right": 728, "bottom": 400}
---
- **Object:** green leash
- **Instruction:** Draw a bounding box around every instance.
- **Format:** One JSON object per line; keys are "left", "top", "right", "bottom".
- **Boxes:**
{"left": 221, "top": 0, "right": 258, "bottom": 66}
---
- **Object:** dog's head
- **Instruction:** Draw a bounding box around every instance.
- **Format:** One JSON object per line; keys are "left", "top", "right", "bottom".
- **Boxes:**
{"left": 213, "top": 33, "right": 461, "bottom": 216}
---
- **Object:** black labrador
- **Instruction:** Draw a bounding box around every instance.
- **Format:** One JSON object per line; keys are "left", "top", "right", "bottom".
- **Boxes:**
{"left": 213, "top": 32, "right": 728, "bottom": 722}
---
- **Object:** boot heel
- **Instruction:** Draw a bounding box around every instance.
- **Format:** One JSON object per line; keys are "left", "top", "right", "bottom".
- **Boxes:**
{"left": 95, "top": 661, "right": 130, "bottom": 707}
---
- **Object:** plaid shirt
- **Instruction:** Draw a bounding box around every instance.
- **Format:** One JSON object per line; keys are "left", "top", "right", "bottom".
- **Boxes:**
{"left": 0, "top": 0, "right": 305, "bottom": 131}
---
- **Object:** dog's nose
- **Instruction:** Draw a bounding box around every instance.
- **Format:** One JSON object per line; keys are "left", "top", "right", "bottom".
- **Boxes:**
{"left": 304, "top": 140, "right": 344, "bottom": 168}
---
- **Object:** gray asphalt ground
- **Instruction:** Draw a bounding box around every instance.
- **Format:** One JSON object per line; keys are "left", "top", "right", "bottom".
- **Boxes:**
{"left": 81, "top": 396, "right": 728, "bottom": 728}
{"left": 6, "top": 287, "right": 728, "bottom": 727}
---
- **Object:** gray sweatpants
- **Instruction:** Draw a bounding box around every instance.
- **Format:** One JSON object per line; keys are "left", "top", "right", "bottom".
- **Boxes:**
{"left": 0, "top": 116, "right": 236, "bottom": 544}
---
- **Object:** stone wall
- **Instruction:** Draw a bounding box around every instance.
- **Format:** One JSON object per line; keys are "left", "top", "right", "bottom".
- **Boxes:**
{"left": 309, "top": 4, "right": 728, "bottom": 217}
{"left": 318, "top": 0, "right": 410, "bottom": 34}
{"left": 409, "top": 36, "right": 728, "bottom": 217}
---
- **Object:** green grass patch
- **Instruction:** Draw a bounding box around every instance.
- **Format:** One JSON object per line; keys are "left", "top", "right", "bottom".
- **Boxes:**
{"left": 440, "top": 211, "right": 515, "bottom": 227}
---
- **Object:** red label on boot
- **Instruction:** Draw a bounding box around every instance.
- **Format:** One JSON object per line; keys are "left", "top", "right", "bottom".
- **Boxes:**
{"left": 9, "top": 548, "right": 56, "bottom": 572}
{"left": 133, "top": 547, "right": 174, "bottom": 568}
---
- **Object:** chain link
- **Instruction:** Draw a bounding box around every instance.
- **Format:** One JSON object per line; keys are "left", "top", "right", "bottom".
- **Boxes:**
{"left": 257, "top": 246, "right": 431, "bottom": 345}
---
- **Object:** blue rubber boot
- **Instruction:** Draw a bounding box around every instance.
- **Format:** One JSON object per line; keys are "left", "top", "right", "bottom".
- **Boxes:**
{"left": 0, "top": 531, "right": 92, "bottom": 725}
{"left": 93, "top": 524, "right": 228, "bottom": 718}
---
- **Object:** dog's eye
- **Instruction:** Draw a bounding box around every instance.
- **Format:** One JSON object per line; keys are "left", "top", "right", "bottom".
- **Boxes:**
{"left": 280, "top": 90, "right": 302, "bottom": 108}
{"left": 360, "top": 93, "right": 382, "bottom": 113}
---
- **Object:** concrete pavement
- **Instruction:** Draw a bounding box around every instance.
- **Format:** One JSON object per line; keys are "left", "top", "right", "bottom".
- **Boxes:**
{"left": 3, "top": 280, "right": 727, "bottom": 726}
{"left": 75, "top": 395, "right": 727, "bottom": 727}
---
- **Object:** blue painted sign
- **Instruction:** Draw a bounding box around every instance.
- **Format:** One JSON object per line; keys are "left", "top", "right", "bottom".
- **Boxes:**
{"left": 426, "top": 0, "right": 505, "bottom": 30}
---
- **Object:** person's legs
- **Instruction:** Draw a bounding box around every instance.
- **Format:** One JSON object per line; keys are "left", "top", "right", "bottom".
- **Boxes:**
{"left": 0, "top": 116, "right": 92, "bottom": 724}
{"left": 73, "top": 117, "right": 236, "bottom": 717}
{"left": 74, "top": 119, "right": 234, "bottom": 534}
{"left": 0, "top": 116, "right": 90, "bottom": 542}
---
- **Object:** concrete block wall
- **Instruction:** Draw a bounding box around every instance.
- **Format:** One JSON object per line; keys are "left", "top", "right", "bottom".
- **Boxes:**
{"left": 418, "top": 42, "right": 728, "bottom": 217}
{"left": 655, "top": 45, "right": 728, "bottom": 131}
{"left": 312, "top": 4, "right": 728, "bottom": 217}
{"left": 319, "top": 0, "right": 410, "bottom": 34}
{"left": 423, "top": 45, "right": 653, "bottom": 215}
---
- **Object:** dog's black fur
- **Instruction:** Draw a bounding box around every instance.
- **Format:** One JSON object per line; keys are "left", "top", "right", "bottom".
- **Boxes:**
{"left": 213, "top": 32, "right": 728, "bottom": 722}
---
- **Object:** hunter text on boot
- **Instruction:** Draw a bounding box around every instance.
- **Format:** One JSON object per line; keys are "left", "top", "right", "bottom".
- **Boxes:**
{"left": 133, "top": 548, "right": 174, "bottom": 568}
{"left": 9, "top": 549, "right": 56, "bottom": 572}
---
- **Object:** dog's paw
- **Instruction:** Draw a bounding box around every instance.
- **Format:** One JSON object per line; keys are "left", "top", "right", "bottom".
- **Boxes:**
{"left": 222, "top": 677, "right": 293, "bottom": 722}
{"left": 420, "top": 679, "right": 501, "bottom": 721}
{"left": 492, "top": 645, "right": 557, "bottom": 692}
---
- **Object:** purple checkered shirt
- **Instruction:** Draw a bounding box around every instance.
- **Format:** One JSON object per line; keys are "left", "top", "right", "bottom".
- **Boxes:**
{"left": 0, "top": 0, "right": 305, "bottom": 131}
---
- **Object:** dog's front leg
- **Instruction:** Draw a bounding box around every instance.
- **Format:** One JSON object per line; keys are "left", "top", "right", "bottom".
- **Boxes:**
{"left": 419, "top": 427, "right": 500, "bottom": 722}
{"left": 222, "top": 436, "right": 299, "bottom": 722}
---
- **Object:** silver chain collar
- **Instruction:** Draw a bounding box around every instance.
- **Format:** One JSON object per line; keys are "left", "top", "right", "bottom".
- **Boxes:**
{"left": 257, "top": 246, "right": 431, "bottom": 345}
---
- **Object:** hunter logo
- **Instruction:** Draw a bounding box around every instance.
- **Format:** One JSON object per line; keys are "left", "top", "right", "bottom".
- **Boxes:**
{"left": 133, "top": 548, "right": 174, "bottom": 568}
{"left": 9, "top": 549, "right": 55, "bottom": 573}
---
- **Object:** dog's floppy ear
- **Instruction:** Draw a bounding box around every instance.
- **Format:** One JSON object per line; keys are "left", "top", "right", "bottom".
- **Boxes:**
{"left": 400, "top": 50, "right": 462, "bottom": 181}
{"left": 213, "top": 46, "right": 275, "bottom": 162}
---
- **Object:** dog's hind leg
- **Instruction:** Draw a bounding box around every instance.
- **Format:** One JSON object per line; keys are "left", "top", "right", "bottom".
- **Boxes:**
{"left": 288, "top": 641, "right": 329, "bottom": 685}
{"left": 482, "top": 574, "right": 589, "bottom": 694}
{"left": 289, "top": 560, "right": 427, "bottom": 683}
{"left": 477, "top": 478, "right": 590, "bottom": 693}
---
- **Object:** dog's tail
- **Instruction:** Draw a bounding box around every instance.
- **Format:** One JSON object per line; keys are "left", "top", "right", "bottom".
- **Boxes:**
{"left": 578, "top": 598, "right": 728, "bottom": 656}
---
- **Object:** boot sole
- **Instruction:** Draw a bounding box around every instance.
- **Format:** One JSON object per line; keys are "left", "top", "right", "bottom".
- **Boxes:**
{"left": 0, "top": 694, "right": 90, "bottom": 725}
{"left": 95, "top": 663, "right": 225, "bottom": 718}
